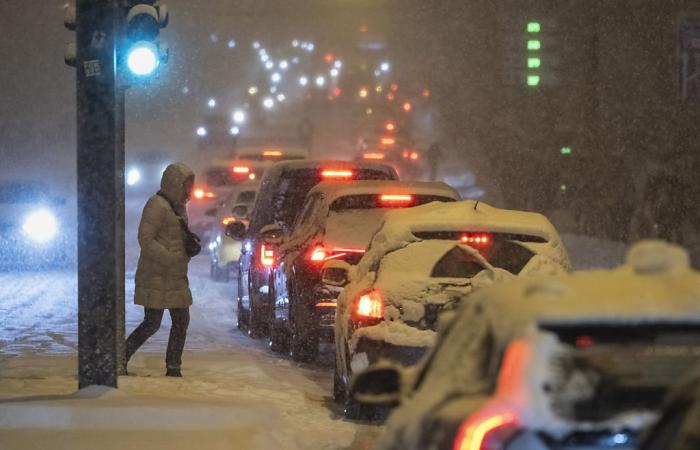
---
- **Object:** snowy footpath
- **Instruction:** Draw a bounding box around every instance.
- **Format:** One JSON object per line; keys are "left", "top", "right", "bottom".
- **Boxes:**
{"left": 0, "top": 256, "right": 380, "bottom": 450}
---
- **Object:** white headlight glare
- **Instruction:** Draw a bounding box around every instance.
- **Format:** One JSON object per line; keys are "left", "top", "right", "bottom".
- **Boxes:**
{"left": 23, "top": 209, "right": 58, "bottom": 243}
{"left": 127, "top": 168, "right": 142, "bottom": 186}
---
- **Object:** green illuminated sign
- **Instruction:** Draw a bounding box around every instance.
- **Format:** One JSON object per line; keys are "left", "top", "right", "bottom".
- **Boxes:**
{"left": 527, "top": 22, "right": 541, "bottom": 33}
{"left": 560, "top": 146, "right": 572, "bottom": 155}
{"left": 528, "top": 57, "right": 541, "bottom": 69}
{"left": 527, "top": 40, "right": 541, "bottom": 51}
{"left": 527, "top": 75, "right": 541, "bottom": 86}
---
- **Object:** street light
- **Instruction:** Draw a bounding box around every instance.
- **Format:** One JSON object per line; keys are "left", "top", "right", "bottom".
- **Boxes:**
{"left": 279, "top": 60, "right": 289, "bottom": 70}
{"left": 229, "top": 126, "right": 240, "bottom": 136}
{"left": 299, "top": 76, "right": 309, "bottom": 86}
{"left": 330, "top": 68, "right": 339, "bottom": 77}
{"left": 263, "top": 97, "right": 275, "bottom": 109}
{"left": 196, "top": 126, "right": 207, "bottom": 137}
{"left": 380, "top": 61, "right": 390, "bottom": 72}
{"left": 277, "top": 93, "right": 286, "bottom": 102}
{"left": 207, "top": 98, "right": 216, "bottom": 108}
{"left": 232, "top": 109, "right": 246, "bottom": 124}
{"left": 315, "top": 75, "right": 326, "bottom": 87}
{"left": 271, "top": 72, "right": 281, "bottom": 83}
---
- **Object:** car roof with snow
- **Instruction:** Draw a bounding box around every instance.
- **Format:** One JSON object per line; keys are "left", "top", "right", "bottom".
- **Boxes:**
{"left": 306, "top": 180, "right": 460, "bottom": 204}
{"left": 464, "top": 242, "right": 700, "bottom": 344}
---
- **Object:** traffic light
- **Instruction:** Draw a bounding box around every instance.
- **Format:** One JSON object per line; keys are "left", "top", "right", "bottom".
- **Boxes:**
{"left": 123, "top": 1, "right": 169, "bottom": 78}
{"left": 525, "top": 21, "right": 541, "bottom": 87}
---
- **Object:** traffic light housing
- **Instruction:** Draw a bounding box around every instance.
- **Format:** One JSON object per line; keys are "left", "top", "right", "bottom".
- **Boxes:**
{"left": 123, "top": 1, "right": 169, "bottom": 78}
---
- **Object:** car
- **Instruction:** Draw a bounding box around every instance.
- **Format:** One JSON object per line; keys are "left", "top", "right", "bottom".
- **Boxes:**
{"left": 230, "top": 160, "right": 399, "bottom": 338}
{"left": 268, "top": 180, "right": 461, "bottom": 362}
{"left": 638, "top": 368, "right": 700, "bottom": 450}
{"left": 354, "top": 241, "right": 700, "bottom": 449}
{"left": 227, "top": 146, "right": 309, "bottom": 184}
{"left": 208, "top": 180, "right": 259, "bottom": 281}
{"left": 331, "top": 200, "right": 571, "bottom": 417}
{"left": 0, "top": 181, "right": 70, "bottom": 268}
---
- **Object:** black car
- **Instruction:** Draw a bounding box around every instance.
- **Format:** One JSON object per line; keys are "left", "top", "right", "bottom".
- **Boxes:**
{"left": 230, "top": 160, "right": 398, "bottom": 338}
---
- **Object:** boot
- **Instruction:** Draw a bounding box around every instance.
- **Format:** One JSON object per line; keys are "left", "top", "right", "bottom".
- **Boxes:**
{"left": 166, "top": 367, "right": 182, "bottom": 377}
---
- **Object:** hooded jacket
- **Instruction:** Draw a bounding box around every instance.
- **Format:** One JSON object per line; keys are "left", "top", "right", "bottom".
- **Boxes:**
{"left": 134, "top": 163, "right": 195, "bottom": 309}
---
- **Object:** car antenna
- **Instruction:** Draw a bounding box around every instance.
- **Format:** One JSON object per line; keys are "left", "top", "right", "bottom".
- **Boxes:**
{"left": 474, "top": 200, "right": 480, "bottom": 211}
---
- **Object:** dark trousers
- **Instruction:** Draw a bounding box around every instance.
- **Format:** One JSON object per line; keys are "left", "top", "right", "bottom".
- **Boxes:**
{"left": 125, "top": 307, "right": 190, "bottom": 369}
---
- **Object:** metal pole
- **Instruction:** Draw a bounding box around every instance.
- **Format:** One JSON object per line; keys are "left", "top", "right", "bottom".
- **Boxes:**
{"left": 76, "top": 0, "right": 120, "bottom": 388}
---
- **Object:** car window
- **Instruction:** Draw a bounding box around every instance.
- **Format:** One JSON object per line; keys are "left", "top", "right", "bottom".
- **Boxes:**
{"left": 204, "top": 167, "right": 232, "bottom": 187}
{"left": 293, "top": 193, "right": 323, "bottom": 231}
{"left": 431, "top": 246, "right": 487, "bottom": 278}
{"left": 237, "top": 190, "right": 256, "bottom": 203}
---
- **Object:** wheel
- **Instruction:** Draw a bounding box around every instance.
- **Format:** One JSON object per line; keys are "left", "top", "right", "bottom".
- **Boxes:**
{"left": 269, "top": 319, "right": 290, "bottom": 354}
{"left": 290, "top": 288, "right": 319, "bottom": 363}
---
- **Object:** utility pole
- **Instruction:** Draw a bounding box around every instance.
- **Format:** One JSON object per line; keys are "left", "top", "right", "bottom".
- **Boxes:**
{"left": 75, "top": 0, "right": 122, "bottom": 388}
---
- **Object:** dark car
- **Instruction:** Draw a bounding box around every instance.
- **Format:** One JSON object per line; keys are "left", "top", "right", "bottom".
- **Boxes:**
{"left": 231, "top": 160, "right": 398, "bottom": 338}
{"left": 268, "top": 180, "right": 460, "bottom": 362}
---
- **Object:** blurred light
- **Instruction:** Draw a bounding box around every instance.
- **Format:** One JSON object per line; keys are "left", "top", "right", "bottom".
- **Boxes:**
{"left": 374, "top": 70, "right": 381, "bottom": 77}
{"left": 330, "top": 68, "right": 339, "bottom": 77}
{"left": 391, "top": 83, "right": 398, "bottom": 92}
{"left": 380, "top": 61, "right": 390, "bottom": 72}
{"left": 209, "top": 33, "right": 218, "bottom": 43}
{"left": 380, "top": 137, "right": 396, "bottom": 146}
{"left": 263, "top": 149, "right": 283, "bottom": 157}
{"left": 276, "top": 93, "right": 286, "bottom": 102}
{"left": 527, "top": 40, "right": 541, "bottom": 50}
{"left": 410, "top": 151, "right": 419, "bottom": 160}
{"left": 527, "top": 75, "right": 541, "bottom": 86}
{"left": 229, "top": 126, "right": 240, "bottom": 136}
{"left": 208, "top": 98, "right": 216, "bottom": 108}
{"left": 527, "top": 22, "right": 541, "bottom": 33}
{"left": 334, "top": 60, "right": 343, "bottom": 69}
{"left": 126, "top": 43, "right": 159, "bottom": 76}
{"left": 292, "top": 56, "right": 300, "bottom": 64}
{"left": 126, "top": 168, "right": 141, "bottom": 186}
{"left": 292, "top": 39, "right": 300, "bottom": 47}
{"left": 271, "top": 72, "right": 281, "bottom": 83}
{"left": 260, "top": 53, "right": 269, "bottom": 62}
{"left": 315, "top": 76, "right": 326, "bottom": 87}
{"left": 232, "top": 109, "right": 246, "bottom": 124}
{"left": 560, "top": 184, "right": 567, "bottom": 191}
{"left": 22, "top": 209, "right": 58, "bottom": 243}
{"left": 560, "top": 146, "right": 572, "bottom": 155}
{"left": 265, "top": 61, "right": 274, "bottom": 70}
{"left": 270, "top": 86, "right": 278, "bottom": 94}
{"left": 422, "top": 88, "right": 430, "bottom": 97}
{"left": 181, "top": 86, "right": 190, "bottom": 95}
{"left": 196, "top": 126, "right": 207, "bottom": 137}
{"left": 324, "top": 52, "right": 334, "bottom": 63}
{"left": 359, "top": 87, "right": 368, "bottom": 98}
{"left": 376, "top": 85, "right": 383, "bottom": 93}
{"left": 279, "top": 60, "right": 289, "bottom": 70}
{"left": 363, "top": 152, "right": 385, "bottom": 160}
{"left": 528, "top": 57, "right": 541, "bottom": 68}
{"left": 360, "top": 24, "right": 369, "bottom": 33}
{"left": 386, "top": 92, "right": 395, "bottom": 101}
{"left": 263, "top": 97, "right": 274, "bottom": 109}
{"left": 366, "top": 108, "right": 373, "bottom": 115}
{"left": 307, "top": 43, "right": 315, "bottom": 51}
{"left": 403, "top": 101, "right": 412, "bottom": 112}
{"left": 227, "top": 39, "right": 236, "bottom": 48}
{"left": 248, "top": 86, "right": 259, "bottom": 95}
{"left": 332, "top": 87, "right": 342, "bottom": 98}
{"left": 249, "top": 173, "right": 256, "bottom": 180}
{"left": 385, "top": 121, "right": 396, "bottom": 132}
{"left": 252, "top": 41, "right": 260, "bottom": 49}
{"left": 299, "top": 76, "right": 308, "bottom": 86}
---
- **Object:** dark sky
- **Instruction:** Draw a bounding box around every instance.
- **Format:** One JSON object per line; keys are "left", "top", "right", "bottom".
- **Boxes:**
{"left": 0, "top": 0, "right": 389, "bottom": 186}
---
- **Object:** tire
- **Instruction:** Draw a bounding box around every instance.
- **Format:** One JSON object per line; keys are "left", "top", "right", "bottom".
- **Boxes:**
{"left": 290, "top": 288, "right": 319, "bottom": 363}
{"left": 269, "top": 319, "right": 290, "bottom": 354}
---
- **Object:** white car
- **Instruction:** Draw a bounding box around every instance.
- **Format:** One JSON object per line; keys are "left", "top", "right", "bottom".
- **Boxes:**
{"left": 208, "top": 181, "right": 259, "bottom": 281}
{"left": 356, "top": 241, "right": 700, "bottom": 450}
{"left": 330, "top": 200, "right": 570, "bottom": 417}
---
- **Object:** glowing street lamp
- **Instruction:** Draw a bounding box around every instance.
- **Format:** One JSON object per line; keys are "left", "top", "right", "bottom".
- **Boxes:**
{"left": 196, "top": 126, "right": 207, "bottom": 137}
{"left": 232, "top": 109, "right": 246, "bottom": 124}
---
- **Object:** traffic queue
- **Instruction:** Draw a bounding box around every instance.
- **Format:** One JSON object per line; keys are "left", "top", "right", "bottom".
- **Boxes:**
{"left": 190, "top": 147, "right": 700, "bottom": 450}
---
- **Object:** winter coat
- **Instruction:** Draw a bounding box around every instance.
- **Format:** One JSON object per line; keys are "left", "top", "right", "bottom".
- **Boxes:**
{"left": 134, "top": 163, "right": 195, "bottom": 309}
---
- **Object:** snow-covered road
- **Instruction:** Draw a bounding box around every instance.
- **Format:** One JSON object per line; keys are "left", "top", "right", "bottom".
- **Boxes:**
{"left": 0, "top": 256, "right": 381, "bottom": 449}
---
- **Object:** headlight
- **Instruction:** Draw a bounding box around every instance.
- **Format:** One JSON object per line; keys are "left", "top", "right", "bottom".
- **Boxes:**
{"left": 127, "top": 168, "right": 142, "bottom": 186}
{"left": 22, "top": 209, "right": 58, "bottom": 243}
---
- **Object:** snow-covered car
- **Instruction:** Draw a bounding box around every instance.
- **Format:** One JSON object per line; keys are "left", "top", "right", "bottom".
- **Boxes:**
{"left": 208, "top": 180, "right": 259, "bottom": 281}
{"left": 0, "top": 181, "right": 70, "bottom": 268}
{"left": 331, "top": 200, "right": 570, "bottom": 417}
{"left": 355, "top": 241, "right": 700, "bottom": 450}
{"left": 269, "top": 180, "right": 460, "bottom": 361}
{"left": 639, "top": 367, "right": 700, "bottom": 450}
{"left": 234, "top": 160, "right": 399, "bottom": 338}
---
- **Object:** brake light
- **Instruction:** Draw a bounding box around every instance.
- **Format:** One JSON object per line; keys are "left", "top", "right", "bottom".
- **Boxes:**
{"left": 380, "top": 137, "right": 396, "bottom": 146}
{"left": 307, "top": 245, "right": 365, "bottom": 264}
{"left": 309, "top": 245, "right": 327, "bottom": 262}
{"left": 460, "top": 233, "right": 492, "bottom": 246}
{"left": 260, "top": 244, "right": 275, "bottom": 267}
{"left": 263, "top": 149, "right": 283, "bottom": 157}
{"left": 232, "top": 166, "right": 250, "bottom": 174}
{"left": 222, "top": 216, "right": 236, "bottom": 226}
{"left": 321, "top": 169, "right": 354, "bottom": 179}
{"left": 193, "top": 188, "right": 216, "bottom": 200}
{"left": 379, "top": 194, "right": 414, "bottom": 204}
{"left": 410, "top": 151, "right": 419, "bottom": 160}
{"left": 454, "top": 413, "right": 520, "bottom": 450}
{"left": 363, "top": 152, "right": 385, "bottom": 160}
{"left": 576, "top": 335, "right": 595, "bottom": 348}
{"left": 353, "top": 290, "right": 383, "bottom": 321}
{"left": 385, "top": 121, "right": 396, "bottom": 132}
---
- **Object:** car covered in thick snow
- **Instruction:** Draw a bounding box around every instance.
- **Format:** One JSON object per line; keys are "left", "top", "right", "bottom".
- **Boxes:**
{"left": 231, "top": 160, "right": 399, "bottom": 338}
{"left": 638, "top": 367, "right": 700, "bottom": 450}
{"left": 268, "top": 180, "right": 460, "bottom": 361}
{"left": 355, "top": 241, "right": 700, "bottom": 450}
{"left": 331, "top": 200, "right": 570, "bottom": 417}
{"left": 208, "top": 180, "right": 259, "bottom": 281}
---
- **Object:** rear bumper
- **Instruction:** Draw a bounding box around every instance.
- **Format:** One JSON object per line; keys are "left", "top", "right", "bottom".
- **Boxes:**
{"left": 352, "top": 336, "right": 427, "bottom": 369}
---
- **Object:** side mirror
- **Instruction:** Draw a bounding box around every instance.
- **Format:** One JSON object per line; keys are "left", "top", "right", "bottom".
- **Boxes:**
{"left": 225, "top": 221, "right": 247, "bottom": 240}
{"left": 350, "top": 363, "right": 403, "bottom": 407}
{"left": 260, "top": 223, "right": 284, "bottom": 245}
{"left": 231, "top": 203, "right": 249, "bottom": 219}
{"left": 205, "top": 208, "right": 217, "bottom": 218}
{"left": 321, "top": 260, "right": 353, "bottom": 287}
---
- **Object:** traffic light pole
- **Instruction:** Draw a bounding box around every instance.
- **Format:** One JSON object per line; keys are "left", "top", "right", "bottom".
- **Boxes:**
{"left": 76, "top": 0, "right": 122, "bottom": 388}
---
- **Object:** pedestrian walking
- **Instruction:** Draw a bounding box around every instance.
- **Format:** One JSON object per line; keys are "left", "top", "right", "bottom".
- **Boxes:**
{"left": 125, "top": 162, "right": 200, "bottom": 377}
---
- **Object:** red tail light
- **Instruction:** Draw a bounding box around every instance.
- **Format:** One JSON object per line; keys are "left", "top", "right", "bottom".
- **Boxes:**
{"left": 576, "top": 335, "right": 595, "bottom": 348}
{"left": 307, "top": 245, "right": 365, "bottom": 264}
{"left": 409, "top": 151, "right": 420, "bottom": 160}
{"left": 193, "top": 188, "right": 216, "bottom": 200}
{"left": 380, "top": 137, "right": 396, "bottom": 146}
{"left": 222, "top": 216, "right": 236, "bottom": 226}
{"left": 263, "top": 149, "right": 283, "bottom": 157}
{"left": 363, "top": 152, "right": 385, "bottom": 160}
{"left": 309, "top": 245, "right": 327, "bottom": 262}
{"left": 321, "top": 169, "right": 354, "bottom": 179}
{"left": 353, "top": 290, "right": 384, "bottom": 321}
{"left": 460, "top": 233, "right": 492, "bottom": 246}
{"left": 454, "top": 413, "right": 520, "bottom": 450}
{"left": 379, "top": 194, "right": 414, "bottom": 204}
{"left": 232, "top": 166, "right": 250, "bottom": 174}
{"left": 260, "top": 244, "right": 275, "bottom": 267}
{"left": 385, "top": 121, "right": 396, "bottom": 132}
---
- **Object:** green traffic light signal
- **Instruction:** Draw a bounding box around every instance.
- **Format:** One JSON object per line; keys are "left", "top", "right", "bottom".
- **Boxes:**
{"left": 527, "top": 75, "right": 541, "bottom": 86}
{"left": 528, "top": 57, "right": 541, "bottom": 68}
{"left": 560, "top": 146, "right": 572, "bottom": 155}
{"left": 527, "top": 40, "right": 541, "bottom": 51}
{"left": 527, "top": 22, "right": 541, "bottom": 33}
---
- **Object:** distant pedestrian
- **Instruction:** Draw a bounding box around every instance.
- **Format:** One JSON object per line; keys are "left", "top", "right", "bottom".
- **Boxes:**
{"left": 125, "top": 163, "right": 199, "bottom": 377}
{"left": 426, "top": 141, "right": 443, "bottom": 181}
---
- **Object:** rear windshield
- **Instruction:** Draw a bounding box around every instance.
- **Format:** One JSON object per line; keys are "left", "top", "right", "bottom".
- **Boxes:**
{"left": 539, "top": 323, "right": 700, "bottom": 422}
{"left": 330, "top": 194, "right": 455, "bottom": 211}
{"left": 204, "top": 167, "right": 233, "bottom": 187}
{"left": 429, "top": 239, "right": 537, "bottom": 277}
{"left": 237, "top": 190, "right": 256, "bottom": 203}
